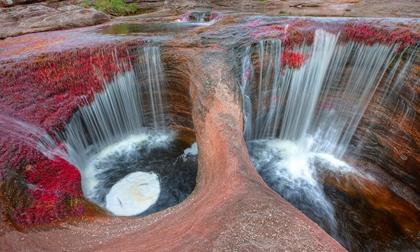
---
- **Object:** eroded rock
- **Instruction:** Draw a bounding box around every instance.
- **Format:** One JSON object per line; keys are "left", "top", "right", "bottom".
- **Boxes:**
{"left": 0, "top": 2, "right": 109, "bottom": 39}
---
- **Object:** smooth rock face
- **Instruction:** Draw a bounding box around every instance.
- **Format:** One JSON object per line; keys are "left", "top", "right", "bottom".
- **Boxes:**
{"left": 0, "top": 27, "right": 346, "bottom": 251}
{"left": 0, "top": 0, "right": 43, "bottom": 7}
{"left": 350, "top": 56, "right": 420, "bottom": 195}
{"left": 0, "top": 11, "right": 418, "bottom": 252}
{"left": 0, "top": 2, "right": 109, "bottom": 38}
{"left": 1, "top": 0, "right": 419, "bottom": 39}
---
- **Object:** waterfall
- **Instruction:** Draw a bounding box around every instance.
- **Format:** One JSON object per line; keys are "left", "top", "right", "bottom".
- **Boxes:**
{"left": 0, "top": 47, "right": 167, "bottom": 169}
{"left": 193, "top": 12, "right": 207, "bottom": 23}
{"left": 242, "top": 30, "right": 340, "bottom": 141}
{"left": 188, "top": 11, "right": 208, "bottom": 23}
{"left": 1, "top": 46, "right": 197, "bottom": 217}
{"left": 242, "top": 29, "right": 410, "bottom": 235}
{"left": 242, "top": 30, "right": 398, "bottom": 157}
{"left": 0, "top": 114, "right": 66, "bottom": 160}
{"left": 60, "top": 46, "right": 174, "bottom": 215}
{"left": 63, "top": 46, "right": 167, "bottom": 168}
{"left": 312, "top": 42, "right": 397, "bottom": 157}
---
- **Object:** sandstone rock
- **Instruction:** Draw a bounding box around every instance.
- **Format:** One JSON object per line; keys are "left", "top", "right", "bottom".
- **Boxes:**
{"left": 0, "top": 0, "right": 44, "bottom": 8}
{"left": 0, "top": 2, "right": 110, "bottom": 39}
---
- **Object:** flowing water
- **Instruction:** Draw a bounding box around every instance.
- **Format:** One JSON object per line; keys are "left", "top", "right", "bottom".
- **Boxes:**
{"left": 60, "top": 46, "right": 197, "bottom": 216}
{"left": 62, "top": 47, "right": 167, "bottom": 168}
{"left": 100, "top": 23, "right": 205, "bottom": 35}
{"left": 1, "top": 46, "right": 197, "bottom": 217}
{"left": 81, "top": 129, "right": 197, "bottom": 216}
{"left": 242, "top": 29, "right": 420, "bottom": 250}
{"left": 1, "top": 17, "right": 419, "bottom": 250}
{"left": 0, "top": 114, "right": 67, "bottom": 160}
{"left": 242, "top": 30, "right": 397, "bottom": 151}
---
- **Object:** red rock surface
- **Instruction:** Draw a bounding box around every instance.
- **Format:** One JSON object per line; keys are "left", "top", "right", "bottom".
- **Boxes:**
{"left": 0, "top": 37, "right": 141, "bottom": 226}
{"left": 0, "top": 1, "right": 110, "bottom": 39}
{"left": 1, "top": 0, "right": 420, "bottom": 39}
{"left": 0, "top": 45, "right": 345, "bottom": 251}
{"left": 0, "top": 14, "right": 418, "bottom": 251}
{"left": 351, "top": 53, "right": 420, "bottom": 195}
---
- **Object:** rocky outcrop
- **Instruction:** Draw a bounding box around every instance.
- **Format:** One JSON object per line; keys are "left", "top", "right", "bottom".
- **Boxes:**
{"left": 166, "top": 0, "right": 420, "bottom": 18}
{"left": 1, "top": 0, "right": 420, "bottom": 40}
{"left": 0, "top": 0, "right": 43, "bottom": 8}
{"left": 0, "top": 1, "right": 109, "bottom": 39}
{"left": 0, "top": 13, "right": 418, "bottom": 251}
{"left": 0, "top": 44, "right": 345, "bottom": 251}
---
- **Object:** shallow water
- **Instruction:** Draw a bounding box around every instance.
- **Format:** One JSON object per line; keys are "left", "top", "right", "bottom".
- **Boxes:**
{"left": 99, "top": 23, "right": 205, "bottom": 35}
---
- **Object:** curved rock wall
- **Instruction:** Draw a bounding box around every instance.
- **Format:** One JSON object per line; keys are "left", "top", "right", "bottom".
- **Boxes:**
{"left": 0, "top": 42, "right": 137, "bottom": 226}
{"left": 0, "top": 15, "right": 419, "bottom": 251}
{"left": 0, "top": 21, "right": 348, "bottom": 251}
{"left": 349, "top": 51, "right": 420, "bottom": 194}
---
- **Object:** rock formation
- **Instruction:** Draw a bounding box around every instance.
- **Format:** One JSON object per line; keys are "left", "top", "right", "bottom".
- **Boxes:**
{"left": 0, "top": 2, "right": 419, "bottom": 251}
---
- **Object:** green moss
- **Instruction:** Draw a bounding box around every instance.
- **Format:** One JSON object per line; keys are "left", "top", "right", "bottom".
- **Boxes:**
{"left": 79, "top": 0, "right": 92, "bottom": 8}
{"left": 279, "top": 10, "right": 288, "bottom": 16}
{"left": 81, "top": 0, "right": 139, "bottom": 16}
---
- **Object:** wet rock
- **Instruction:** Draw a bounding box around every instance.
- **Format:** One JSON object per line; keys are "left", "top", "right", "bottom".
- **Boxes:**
{"left": 0, "top": 32, "right": 345, "bottom": 251}
{"left": 0, "top": 2, "right": 110, "bottom": 39}
{"left": 0, "top": 0, "right": 44, "bottom": 8}
{"left": 350, "top": 56, "right": 420, "bottom": 195}
{"left": 0, "top": 12, "right": 418, "bottom": 252}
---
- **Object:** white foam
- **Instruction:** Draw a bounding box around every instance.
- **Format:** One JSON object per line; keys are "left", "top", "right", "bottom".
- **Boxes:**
{"left": 266, "top": 140, "right": 314, "bottom": 181}
{"left": 249, "top": 138, "right": 360, "bottom": 231}
{"left": 81, "top": 130, "right": 174, "bottom": 204}
{"left": 105, "top": 171, "right": 160, "bottom": 216}
{"left": 182, "top": 142, "right": 198, "bottom": 160}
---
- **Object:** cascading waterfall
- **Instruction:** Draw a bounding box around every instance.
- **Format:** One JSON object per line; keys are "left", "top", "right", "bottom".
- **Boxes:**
{"left": 0, "top": 114, "right": 67, "bottom": 160}
{"left": 0, "top": 46, "right": 197, "bottom": 217}
{"left": 311, "top": 42, "right": 397, "bottom": 157}
{"left": 60, "top": 46, "right": 196, "bottom": 216}
{"left": 63, "top": 47, "right": 167, "bottom": 168}
{"left": 242, "top": 30, "right": 398, "bottom": 149}
{"left": 242, "top": 29, "right": 411, "bottom": 236}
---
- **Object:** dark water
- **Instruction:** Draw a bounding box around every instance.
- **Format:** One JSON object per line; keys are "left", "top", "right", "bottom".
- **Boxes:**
{"left": 248, "top": 140, "right": 420, "bottom": 252}
{"left": 99, "top": 23, "right": 204, "bottom": 35}
{"left": 89, "top": 130, "right": 197, "bottom": 216}
{"left": 186, "top": 11, "right": 212, "bottom": 22}
{"left": 323, "top": 178, "right": 420, "bottom": 251}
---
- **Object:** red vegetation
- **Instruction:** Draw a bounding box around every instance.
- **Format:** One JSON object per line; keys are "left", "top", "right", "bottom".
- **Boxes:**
{"left": 343, "top": 23, "right": 418, "bottom": 51}
{"left": 0, "top": 41, "right": 140, "bottom": 227}
{"left": 0, "top": 45, "right": 134, "bottom": 133}
{"left": 281, "top": 51, "right": 305, "bottom": 69}
{"left": 249, "top": 20, "right": 418, "bottom": 52}
{"left": 12, "top": 158, "right": 83, "bottom": 226}
{"left": 249, "top": 20, "right": 315, "bottom": 48}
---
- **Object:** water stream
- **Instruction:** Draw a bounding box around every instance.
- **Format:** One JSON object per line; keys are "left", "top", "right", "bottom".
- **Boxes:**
{"left": 0, "top": 46, "right": 197, "bottom": 217}
{"left": 242, "top": 29, "right": 419, "bottom": 250}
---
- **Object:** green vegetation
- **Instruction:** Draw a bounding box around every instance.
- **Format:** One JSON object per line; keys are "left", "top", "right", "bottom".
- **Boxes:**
{"left": 279, "top": 10, "right": 289, "bottom": 16}
{"left": 81, "top": 0, "right": 139, "bottom": 16}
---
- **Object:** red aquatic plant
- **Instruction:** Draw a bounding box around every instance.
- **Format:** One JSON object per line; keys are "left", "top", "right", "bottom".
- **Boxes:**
{"left": 11, "top": 158, "right": 84, "bottom": 226}
{"left": 0, "top": 41, "right": 141, "bottom": 226}
{"left": 250, "top": 20, "right": 316, "bottom": 49}
{"left": 343, "top": 23, "right": 418, "bottom": 51}
{"left": 281, "top": 51, "right": 305, "bottom": 69}
{"left": 249, "top": 20, "right": 418, "bottom": 52}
